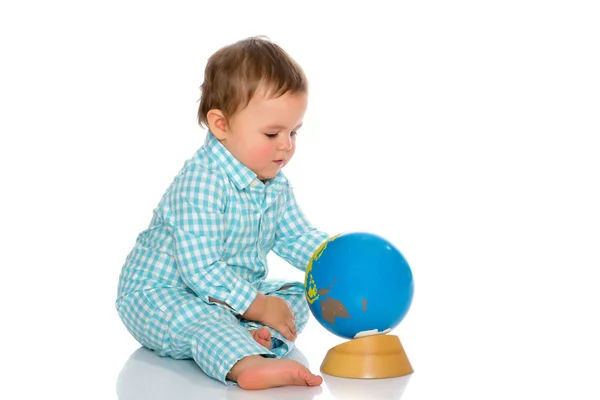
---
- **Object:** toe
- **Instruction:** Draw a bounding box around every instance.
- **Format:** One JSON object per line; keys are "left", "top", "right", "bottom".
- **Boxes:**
{"left": 259, "top": 337, "right": 272, "bottom": 349}
{"left": 309, "top": 375, "right": 323, "bottom": 386}
{"left": 298, "top": 368, "right": 323, "bottom": 386}
{"left": 257, "top": 327, "right": 271, "bottom": 340}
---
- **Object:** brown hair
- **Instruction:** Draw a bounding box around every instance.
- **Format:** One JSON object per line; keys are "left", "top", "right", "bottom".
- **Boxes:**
{"left": 197, "top": 36, "right": 308, "bottom": 128}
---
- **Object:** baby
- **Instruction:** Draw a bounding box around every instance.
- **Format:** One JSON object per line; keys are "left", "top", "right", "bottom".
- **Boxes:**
{"left": 116, "top": 36, "right": 330, "bottom": 390}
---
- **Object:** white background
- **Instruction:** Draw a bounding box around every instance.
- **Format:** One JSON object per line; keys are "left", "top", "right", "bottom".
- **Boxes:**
{"left": 1, "top": 1, "right": 599, "bottom": 399}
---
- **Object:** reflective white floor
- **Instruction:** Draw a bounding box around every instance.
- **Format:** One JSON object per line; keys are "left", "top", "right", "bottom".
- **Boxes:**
{"left": 116, "top": 344, "right": 411, "bottom": 400}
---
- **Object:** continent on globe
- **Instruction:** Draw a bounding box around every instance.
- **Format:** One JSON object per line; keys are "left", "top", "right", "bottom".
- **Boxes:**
{"left": 304, "top": 234, "right": 340, "bottom": 305}
{"left": 306, "top": 273, "right": 319, "bottom": 304}
{"left": 320, "top": 296, "right": 351, "bottom": 324}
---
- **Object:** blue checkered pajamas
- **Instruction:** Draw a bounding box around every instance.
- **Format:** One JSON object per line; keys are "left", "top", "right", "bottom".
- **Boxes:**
{"left": 116, "top": 132, "right": 329, "bottom": 385}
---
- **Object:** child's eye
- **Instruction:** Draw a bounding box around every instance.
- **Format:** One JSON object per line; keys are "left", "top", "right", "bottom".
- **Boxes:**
{"left": 265, "top": 131, "right": 298, "bottom": 139}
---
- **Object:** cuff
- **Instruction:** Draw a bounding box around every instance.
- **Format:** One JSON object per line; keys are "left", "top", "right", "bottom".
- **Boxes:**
{"left": 225, "top": 278, "right": 259, "bottom": 316}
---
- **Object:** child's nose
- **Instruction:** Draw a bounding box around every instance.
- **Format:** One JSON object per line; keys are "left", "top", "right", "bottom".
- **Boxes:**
{"left": 278, "top": 134, "right": 293, "bottom": 151}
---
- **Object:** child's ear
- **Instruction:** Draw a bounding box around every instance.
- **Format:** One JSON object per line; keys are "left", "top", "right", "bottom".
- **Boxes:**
{"left": 207, "top": 109, "right": 228, "bottom": 140}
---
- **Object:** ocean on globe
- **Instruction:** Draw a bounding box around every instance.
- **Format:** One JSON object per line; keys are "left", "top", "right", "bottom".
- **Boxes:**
{"left": 304, "top": 232, "right": 414, "bottom": 340}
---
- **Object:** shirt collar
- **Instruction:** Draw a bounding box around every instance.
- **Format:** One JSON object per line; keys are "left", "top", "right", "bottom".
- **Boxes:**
{"left": 203, "top": 132, "right": 288, "bottom": 191}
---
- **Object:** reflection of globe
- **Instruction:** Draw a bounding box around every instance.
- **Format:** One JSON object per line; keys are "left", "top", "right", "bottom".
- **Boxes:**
{"left": 305, "top": 232, "right": 414, "bottom": 340}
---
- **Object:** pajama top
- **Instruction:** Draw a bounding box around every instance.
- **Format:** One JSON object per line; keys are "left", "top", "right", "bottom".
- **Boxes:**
{"left": 117, "top": 132, "right": 330, "bottom": 316}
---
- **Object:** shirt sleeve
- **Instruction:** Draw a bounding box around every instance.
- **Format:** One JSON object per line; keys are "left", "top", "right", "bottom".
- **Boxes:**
{"left": 271, "top": 186, "right": 330, "bottom": 272}
{"left": 159, "top": 165, "right": 258, "bottom": 315}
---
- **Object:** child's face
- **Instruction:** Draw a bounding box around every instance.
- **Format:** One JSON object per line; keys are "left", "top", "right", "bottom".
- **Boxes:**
{"left": 220, "top": 87, "right": 307, "bottom": 181}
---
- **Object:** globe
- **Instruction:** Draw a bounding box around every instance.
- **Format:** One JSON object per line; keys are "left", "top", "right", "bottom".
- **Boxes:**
{"left": 304, "top": 232, "right": 414, "bottom": 340}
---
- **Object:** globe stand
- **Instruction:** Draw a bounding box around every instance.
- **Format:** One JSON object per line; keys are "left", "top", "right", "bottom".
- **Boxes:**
{"left": 320, "top": 334, "right": 413, "bottom": 379}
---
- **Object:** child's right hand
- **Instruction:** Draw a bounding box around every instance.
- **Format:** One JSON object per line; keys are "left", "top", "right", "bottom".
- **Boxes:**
{"left": 244, "top": 293, "right": 297, "bottom": 342}
{"left": 261, "top": 295, "right": 297, "bottom": 341}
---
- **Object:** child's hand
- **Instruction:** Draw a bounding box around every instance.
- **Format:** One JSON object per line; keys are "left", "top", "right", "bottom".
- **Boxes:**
{"left": 260, "top": 295, "right": 297, "bottom": 342}
{"left": 243, "top": 293, "right": 297, "bottom": 341}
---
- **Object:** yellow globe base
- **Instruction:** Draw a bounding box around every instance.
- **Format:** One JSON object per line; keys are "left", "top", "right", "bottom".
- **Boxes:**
{"left": 320, "top": 334, "right": 413, "bottom": 379}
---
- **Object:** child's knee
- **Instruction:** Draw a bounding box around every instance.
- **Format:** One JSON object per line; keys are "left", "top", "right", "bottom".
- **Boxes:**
{"left": 298, "top": 301, "right": 310, "bottom": 325}
{"left": 289, "top": 294, "right": 310, "bottom": 331}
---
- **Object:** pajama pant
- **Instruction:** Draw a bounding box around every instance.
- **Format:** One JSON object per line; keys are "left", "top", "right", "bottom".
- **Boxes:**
{"left": 116, "top": 279, "right": 309, "bottom": 385}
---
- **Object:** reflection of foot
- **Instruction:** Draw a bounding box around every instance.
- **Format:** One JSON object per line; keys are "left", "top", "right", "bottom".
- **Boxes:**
{"left": 229, "top": 356, "right": 323, "bottom": 390}
{"left": 249, "top": 327, "right": 272, "bottom": 350}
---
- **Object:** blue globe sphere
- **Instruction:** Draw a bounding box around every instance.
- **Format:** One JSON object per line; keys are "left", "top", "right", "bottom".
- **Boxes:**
{"left": 304, "top": 232, "right": 414, "bottom": 340}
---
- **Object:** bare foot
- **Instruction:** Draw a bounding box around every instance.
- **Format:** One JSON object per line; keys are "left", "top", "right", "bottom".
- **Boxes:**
{"left": 249, "top": 327, "right": 272, "bottom": 350}
{"left": 228, "top": 355, "right": 323, "bottom": 390}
